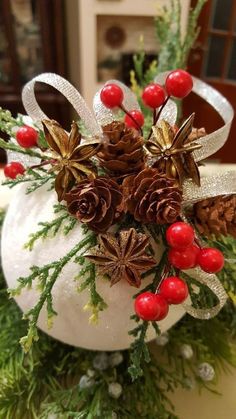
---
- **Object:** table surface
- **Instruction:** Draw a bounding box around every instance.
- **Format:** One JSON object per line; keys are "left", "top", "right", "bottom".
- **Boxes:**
{"left": 1, "top": 165, "right": 236, "bottom": 419}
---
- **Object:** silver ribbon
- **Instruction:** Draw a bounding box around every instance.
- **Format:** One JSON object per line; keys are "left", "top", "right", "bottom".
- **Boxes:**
{"left": 22, "top": 73, "right": 102, "bottom": 136}
{"left": 21, "top": 71, "right": 235, "bottom": 320}
{"left": 183, "top": 268, "right": 227, "bottom": 319}
{"left": 183, "top": 171, "right": 236, "bottom": 205}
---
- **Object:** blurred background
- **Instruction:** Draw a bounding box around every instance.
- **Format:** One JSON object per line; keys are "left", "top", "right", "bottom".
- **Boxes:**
{"left": 0, "top": 0, "right": 235, "bottom": 163}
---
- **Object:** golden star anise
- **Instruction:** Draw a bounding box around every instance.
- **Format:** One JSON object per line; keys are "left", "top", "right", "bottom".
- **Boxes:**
{"left": 145, "top": 113, "right": 202, "bottom": 186}
{"left": 42, "top": 119, "right": 100, "bottom": 201}
{"left": 85, "top": 228, "right": 156, "bottom": 287}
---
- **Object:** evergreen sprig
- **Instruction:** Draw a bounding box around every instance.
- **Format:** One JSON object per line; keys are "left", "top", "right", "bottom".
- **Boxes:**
{"left": 0, "top": 108, "right": 22, "bottom": 136}
{"left": 155, "top": 0, "right": 206, "bottom": 72}
{"left": 9, "top": 232, "right": 96, "bottom": 352}
{"left": 0, "top": 138, "right": 46, "bottom": 161}
{"left": 76, "top": 240, "right": 108, "bottom": 323}
{"left": 25, "top": 204, "right": 77, "bottom": 251}
{"left": 3, "top": 168, "right": 55, "bottom": 194}
{"left": 128, "top": 319, "right": 151, "bottom": 380}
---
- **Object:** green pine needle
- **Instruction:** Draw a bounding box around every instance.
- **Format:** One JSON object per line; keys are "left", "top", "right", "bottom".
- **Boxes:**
{"left": 25, "top": 204, "right": 77, "bottom": 251}
{"left": 3, "top": 168, "right": 55, "bottom": 194}
{"left": 9, "top": 232, "right": 97, "bottom": 353}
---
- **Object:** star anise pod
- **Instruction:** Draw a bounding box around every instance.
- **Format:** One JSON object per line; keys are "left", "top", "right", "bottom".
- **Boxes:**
{"left": 85, "top": 228, "right": 156, "bottom": 287}
{"left": 43, "top": 119, "right": 100, "bottom": 201}
{"left": 145, "top": 113, "right": 202, "bottom": 186}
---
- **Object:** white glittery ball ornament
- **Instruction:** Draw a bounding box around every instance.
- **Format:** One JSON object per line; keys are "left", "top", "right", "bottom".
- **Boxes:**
{"left": 197, "top": 362, "right": 215, "bottom": 382}
{"left": 93, "top": 352, "right": 109, "bottom": 371}
{"left": 1, "top": 184, "right": 185, "bottom": 351}
{"left": 79, "top": 374, "right": 95, "bottom": 389}
{"left": 184, "top": 377, "right": 196, "bottom": 390}
{"left": 155, "top": 332, "right": 169, "bottom": 346}
{"left": 108, "top": 382, "right": 123, "bottom": 399}
{"left": 109, "top": 351, "right": 123, "bottom": 368}
{"left": 180, "top": 344, "right": 194, "bottom": 360}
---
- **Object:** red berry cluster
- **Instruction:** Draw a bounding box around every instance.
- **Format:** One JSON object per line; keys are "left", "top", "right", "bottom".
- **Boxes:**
{"left": 4, "top": 125, "right": 38, "bottom": 179}
{"left": 100, "top": 69, "right": 193, "bottom": 131}
{"left": 134, "top": 221, "right": 225, "bottom": 322}
{"left": 135, "top": 275, "right": 188, "bottom": 322}
{"left": 166, "top": 222, "right": 224, "bottom": 274}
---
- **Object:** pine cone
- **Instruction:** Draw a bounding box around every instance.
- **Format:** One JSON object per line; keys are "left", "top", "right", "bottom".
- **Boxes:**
{"left": 123, "top": 168, "right": 182, "bottom": 224}
{"left": 193, "top": 195, "right": 236, "bottom": 238}
{"left": 65, "top": 177, "right": 124, "bottom": 233}
{"left": 97, "top": 121, "right": 145, "bottom": 175}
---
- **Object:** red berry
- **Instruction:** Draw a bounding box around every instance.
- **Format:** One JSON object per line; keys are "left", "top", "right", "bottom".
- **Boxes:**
{"left": 4, "top": 162, "right": 25, "bottom": 179}
{"left": 16, "top": 125, "right": 38, "bottom": 148}
{"left": 124, "top": 110, "right": 144, "bottom": 128}
{"left": 135, "top": 292, "right": 160, "bottom": 321}
{"left": 197, "top": 247, "right": 224, "bottom": 273}
{"left": 159, "top": 276, "right": 189, "bottom": 304}
{"left": 166, "top": 222, "right": 194, "bottom": 249}
{"left": 154, "top": 294, "right": 169, "bottom": 320}
{"left": 100, "top": 83, "right": 124, "bottom": 108}
{"left": 168, "top": 245, "right": 200, "bottom": 270}
{"left": 142, "top": 83, "right": 166, "bottom": 109}
{"left": 165, "top": 69, "right": 193, "bottom": 98}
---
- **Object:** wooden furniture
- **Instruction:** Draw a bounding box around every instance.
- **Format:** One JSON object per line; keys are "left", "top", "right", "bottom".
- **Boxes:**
{"left": 0, "top": 0, "right": 69, "bottom": 127}
{"left": 186, "top": 0, "right": 236, "bottom": 163}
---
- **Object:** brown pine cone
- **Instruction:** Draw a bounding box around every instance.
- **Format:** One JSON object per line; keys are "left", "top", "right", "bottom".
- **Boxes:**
{"left": 65, "top": 177, "right": 124, "bottom": 233}
{"left": 97, "top": 121, "right": 145, "bottom": 175}
{"left": 193, "top": 195, "right": 236, "bottom": 238}
{"left": 123, "top": 168, "right": 182, "bottom": 224}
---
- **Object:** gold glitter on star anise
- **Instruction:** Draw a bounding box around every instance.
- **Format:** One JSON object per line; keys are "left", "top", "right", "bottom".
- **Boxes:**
{"left": 145, "top": 113, "right": 202, "bottom": 186}
{"left": 85, "top": 228, "right": 156, "bottom": 287}
{"left": 43, "top": 119, "right": 100, "bottom": 201}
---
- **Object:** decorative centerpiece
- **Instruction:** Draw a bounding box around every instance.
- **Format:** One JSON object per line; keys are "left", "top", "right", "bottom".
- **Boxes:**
{"left": 0, "top": 67, "right": 235, "bottom": 384}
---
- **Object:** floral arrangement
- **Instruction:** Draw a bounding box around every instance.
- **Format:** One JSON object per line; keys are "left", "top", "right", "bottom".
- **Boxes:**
{"left": 0, "top": 65, "right": 235, "bottom": 383}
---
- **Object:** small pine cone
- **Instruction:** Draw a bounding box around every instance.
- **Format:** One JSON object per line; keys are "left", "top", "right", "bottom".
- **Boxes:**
{"left": 193, "top": 195, "right": 236, "bottom": 238}
{"left": 97, "top": 121, "right": 145, "bottom": 175}
{"left": 123, "top": 168, "right": 182, "bottom": 224}
{"left": 65, "top": 177, "right": 124, "bottom": 233}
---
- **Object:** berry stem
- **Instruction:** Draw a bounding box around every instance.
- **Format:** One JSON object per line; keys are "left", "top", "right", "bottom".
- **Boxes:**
{"left": 29, "top": 159, "right": 57, "bottom": 170}
{"left": 155, "top": 262, "right": 171, "bottom": 294}
{"left": 119, "top": 104, "right": 143, "bottom": 135}
{"left": 154, "top": 96, "right": 170, "bottom": 125}
{"left": 153, "top": 108, "right": 157, "bottom": 126}
{"left": 147, "top": 96, "right": 170, "bottom": 140}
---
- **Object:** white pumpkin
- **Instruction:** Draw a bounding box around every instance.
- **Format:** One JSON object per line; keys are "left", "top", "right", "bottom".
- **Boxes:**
{"left": 1, "top": 183, "right": 185, "bottom": 351}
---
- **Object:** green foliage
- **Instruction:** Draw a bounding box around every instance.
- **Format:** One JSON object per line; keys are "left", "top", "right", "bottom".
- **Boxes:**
{"left": 25, "top": 204, "right": 77, "bottom": 251}
{"left": 9, "top": 230, "right": 98, "bottom": 353}
{"left": 3, "top": 168, "right": 55, "bottom": 194}
{"left": 0, "top": 108, "right": 22, "bottom": 136}
{"left": 128, "top": 319, "right": 151, "bottom": 380}
{"left": 76, "top": 258, "right": 108, "bottom": 323}
{"left": 0, "top": 138, "right": 45, "bottom": 161}
{"left": 155, "top": 0, "right": 206, "bottom": 72}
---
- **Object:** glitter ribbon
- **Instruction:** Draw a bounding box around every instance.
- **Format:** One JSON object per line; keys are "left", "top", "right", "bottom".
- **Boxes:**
{"left": 21, "top": 72, "right": 234, "bottom": 320}
{"left": 183, "top": 268, "right": 227, "bottom": 319}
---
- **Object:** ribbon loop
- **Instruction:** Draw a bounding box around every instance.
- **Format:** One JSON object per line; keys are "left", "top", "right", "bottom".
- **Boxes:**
{"left": 183, "top": 267, "right": 227, "bottom": 319}
{"left": 22, "top": 73, "right": 102, "bottom": 136}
